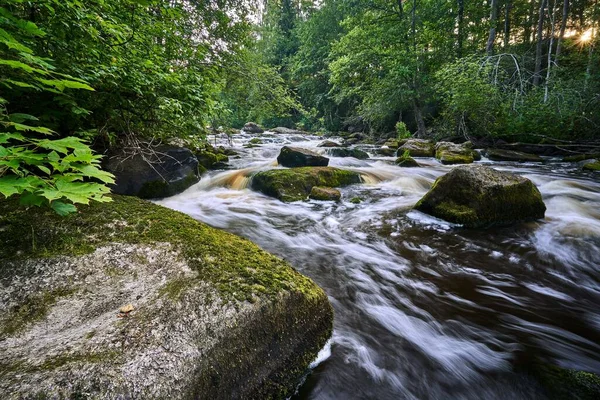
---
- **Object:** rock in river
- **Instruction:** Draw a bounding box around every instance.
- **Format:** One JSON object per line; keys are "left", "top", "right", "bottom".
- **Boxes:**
{"left": 415, "top": 165, "right": 546, "bottom": 228}
{"left": 277, "top": 146, "right": 329, "bottom": 168}
{"left": 485, "top": 148, "right": 542, "bottom": 162}
{"left": 251, "top": 167, "right": 361, "bottom": 202}
{"left": 434, "top": 141, "right": 480, "bottom": 165}
{"left": 0, "top": 196, "right": 333, "bottom": 399}
{"left": 327, "top": 148, "right": 370, "bottom": 159}
{"left": 310, "top": 186, "right": 341, "bottom": 201}
{"left": 242, "top": 122, "right": 264, "bottom": 134}
{"left": 397, "top": 139, "right": 435, "bottom": 157}
{"left": 105, "top": 145, "right": 200, "bottom": 199}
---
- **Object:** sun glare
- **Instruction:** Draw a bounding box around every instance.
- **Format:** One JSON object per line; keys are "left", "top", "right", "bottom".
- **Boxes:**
{"left": 580, "top": 28, "right": 594, "bottom": 44}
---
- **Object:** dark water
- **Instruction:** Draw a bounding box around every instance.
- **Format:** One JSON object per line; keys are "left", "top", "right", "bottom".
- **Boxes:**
{"left": 158, "top": 133, "right": 600, "bottom": 399}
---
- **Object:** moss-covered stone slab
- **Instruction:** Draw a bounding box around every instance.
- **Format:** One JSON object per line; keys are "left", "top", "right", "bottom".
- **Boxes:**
{"left": 0, "top": 196, "right": 333, "bottom": 399}
{"left": 397, "top": 139, "right": 435, "bottom": 157}
{"left": 435, "top": 142, "right": 480, "bottom": 165}
{"left": 563, "top": 153, "right": 600, "bottom": 162}
{"left": 277, "top": 146, "right": 329, "bottom": 168}
{"left": 309, "top": 186, "right": 341, "bottom": 201}
{"left": 317, "top": 140, "right": 341, "bottom": 148}
{"left": 415, "top": 165, "right": 546, "bottom": 228}
{"left": 486, "top": 148, "right": 543, "bottom": 162}
{"left": 251, "top": 167, "right": 362, "bottom": 202}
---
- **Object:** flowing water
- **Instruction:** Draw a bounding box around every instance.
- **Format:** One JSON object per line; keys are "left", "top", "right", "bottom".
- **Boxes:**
{"left": 158, "top": 132, "right": 600, "bottom": 399}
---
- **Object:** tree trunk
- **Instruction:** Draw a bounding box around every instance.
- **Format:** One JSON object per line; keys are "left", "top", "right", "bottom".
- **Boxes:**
{"left": 504, "top": 0, "right": 512, "bottom": 48}
{"left": 457, "top": 0, "right": 464, "bottom": 57}
{"left": 555, "top": 0, "right": 570, "bottom": 64}
{"left": 524, "top": 0, "right": 536, "bottom": 44}
{"left": 533, "top": 0, "right": 548, "bottom": 86}
{"left": 413, "top": 101, "right": 427, "bottom": 138}
{"left": 486, "top": 0, "right": 499, "bottom": 55}
{"left": 544, "top": 0, "right": 558, "bottom": 102}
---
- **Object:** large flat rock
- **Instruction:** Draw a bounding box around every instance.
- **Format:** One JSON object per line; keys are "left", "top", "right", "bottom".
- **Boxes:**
{"left": 0, "top": 196, "right": 333, "bottom": 399}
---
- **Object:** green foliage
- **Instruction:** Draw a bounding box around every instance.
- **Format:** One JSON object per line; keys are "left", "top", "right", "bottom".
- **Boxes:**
{"left": 395, "top": 122, "right": 411, "bottom": 139}
{"left": 0, "top": 5, "right": 113, "bottom": 215}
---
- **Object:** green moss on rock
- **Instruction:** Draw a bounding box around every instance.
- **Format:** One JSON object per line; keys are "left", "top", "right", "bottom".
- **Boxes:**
{"left": 415, "top": 165, "right": 546, "bottom": 228}
{"left": 531, "top": 363, "right": 600, "bottom": 400}
{"left": 309, "top": 186, "right": 341, "bottom": 201}
{"left": 251, "top": 167, "right": 362, "bottom": 202}
{"left": 397, "top": 139, "right": 435, "bottom": 157}
{"left": 582, "top": 160, "right": 600, "bottom": 171}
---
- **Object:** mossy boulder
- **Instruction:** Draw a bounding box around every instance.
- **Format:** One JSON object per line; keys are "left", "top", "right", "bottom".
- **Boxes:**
{"left": 328, "top": 148, "right": 370, "bottom": 159}
{"left": 530, "top": 363, "right": 600, "bottom": 400}
{"left": 395, "top": 155, "right": 420, "bottom": 167}
{"left": 277, "top": 146, "right": 329, "bottom": 168}
{"left": 415, "top": 165, "right": 546, "bottom": 228}
{"left": 397, "top": 139, "right": 435, "bottom": 157}
{"left": 485, "top": 148, "right": 543, "bottom": 162}
{"left": 435, "top": 142, "right": 480, "bottom": 165}
{"left": 0, "top": 196, "right": 333, "bottom": 399}
{"left": 251, "top": 167, "right": 361, "bottom": 202}
{"left": 249, "top": 138, "right": 263, "bottom": 145}
{"left": 582, "top": 160, "right": 600, "bottom": 171}
{"left": 382, "top": 139, "right": 401, "bottom": 149}
{"left": 309, "top": 186, "right": 341, "bottom": 201}
{"left": 105, "top": 145, "right": 200, "bottom": 199}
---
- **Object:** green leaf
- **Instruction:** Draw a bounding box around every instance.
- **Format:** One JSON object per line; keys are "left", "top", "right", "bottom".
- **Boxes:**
{"left": 50, "top": 201, "right": 77, "bottom": 216}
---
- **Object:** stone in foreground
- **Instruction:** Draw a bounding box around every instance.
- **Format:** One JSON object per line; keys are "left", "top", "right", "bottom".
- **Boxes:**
{"left": 0, "top": 196, "right": 333, "bottom": 399}
{"left": 105, "top": 145, "right": 199, "bottom": 199}
{"left": 397, "top": 139, "right": 435, "bottom": 157}
{"left": 277, "top": 146, "right": 329, "bottom": 168}
{"left": 485, "top": 148, "right": 542, "bottom": 162}
{"left": 415, "top": 165, "right": 546, "bottom": 228}
{"left": 582, "top": 160, "right": 600, "bottom": 171}
{"left": 251, "top": 167, "right": 361, "bottom": 202}
{"left": 310, "top": 186, "right": 341, "bottom": 201}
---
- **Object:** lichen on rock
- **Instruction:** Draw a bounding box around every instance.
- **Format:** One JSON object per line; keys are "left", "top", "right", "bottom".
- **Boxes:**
{"left": 0, "top": 196, "right": 333, "bottom": 399}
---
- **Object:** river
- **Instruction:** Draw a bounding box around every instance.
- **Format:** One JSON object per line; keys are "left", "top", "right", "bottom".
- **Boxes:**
{"left": 158, "top": 132, "right": 600, "bottom": 399}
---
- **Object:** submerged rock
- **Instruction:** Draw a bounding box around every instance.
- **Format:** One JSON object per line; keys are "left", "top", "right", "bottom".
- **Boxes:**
{"left": 327, "top": 148, "right": 370, "bottom": 159}
{"left": 242, "top": 122, "right": 264, "bottom": 134}
{"left": 277, "top": 146, "right": 329, "bottom": 168}
{"left": 397, "top": 139, "right": 435, "bottom": 157}
{"left": 485, "top": 148, "right": 543, "bottom": 162}
{"left": 251, "top": 167, "right": 361, "bottom": 202}
{"left": 105, "top": 145, "right": 199, "bottom": 199}
{"left": 0, "top": 196, "right": 333, "bottom": 399}
{"left": 563, "top": 153, "right": 600, "bottom": 162}
{"left": 249, "top": 138, "right": 263, "bottom": 145}
{"left": 435, "top": 141, "right": 480, "bottom": 165}
{"left": 415, "top": 165, "right": 546, "bottom": 228}
{"left": 309, "top": 186, "right": 341, "bottom": 201}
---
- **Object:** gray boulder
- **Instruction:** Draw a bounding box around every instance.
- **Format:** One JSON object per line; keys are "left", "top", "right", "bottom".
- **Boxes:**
{"left": 271, "top": 127, "right": 307, "bottom": 135}
{"left": 242, "top": 122, "right": 264, "bottom": 134}
{"left": 105, "top": 145, "right": 199, "bottom": 199}
{"left": 0, "top": 196, "right": 333, "bottom": 399}
{"left": 415, "top": 165, "right": 546, "bottom": 228}
{"left": 397, "top": 139, "right": 435, "bottom": 157}
{"left": 277, "top": 146, "right": 329, "bottom": 168}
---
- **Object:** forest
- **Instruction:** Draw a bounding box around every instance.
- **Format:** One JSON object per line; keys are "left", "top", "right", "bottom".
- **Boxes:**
{"left": 0, "top": 0, "right": 599, "bottom": 207}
